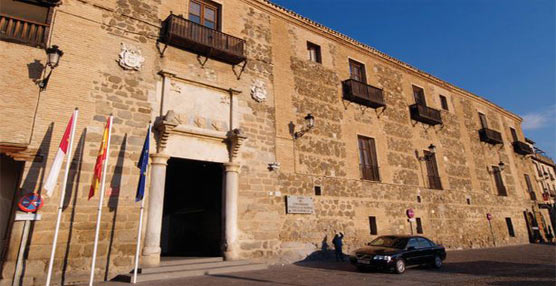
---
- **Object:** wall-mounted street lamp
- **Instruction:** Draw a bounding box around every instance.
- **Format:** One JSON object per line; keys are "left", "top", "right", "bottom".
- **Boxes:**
{"left": 38, "top": 45, "right": 64, "bottom": 90}
{"left": 293, "top": 113, "right": 315, "bottom": 139}
{"left": 497, "top": 161, "right": 505, "bottom": 172}
{"left": 417, "top": 144, "right": 437, "bottom": 161}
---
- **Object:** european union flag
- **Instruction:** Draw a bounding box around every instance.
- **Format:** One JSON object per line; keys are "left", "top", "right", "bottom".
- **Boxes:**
{"left": 136, "top": 125, "right": 150, "bottom": 202}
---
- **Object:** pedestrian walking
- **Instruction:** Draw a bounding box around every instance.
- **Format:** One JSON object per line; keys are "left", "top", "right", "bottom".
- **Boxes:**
{"left": 332, "top": 231, "right": 344, "bottom": 262}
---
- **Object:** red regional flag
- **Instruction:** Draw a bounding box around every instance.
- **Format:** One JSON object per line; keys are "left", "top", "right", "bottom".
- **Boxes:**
{"left": 43, "top": 112, "right": 75, "bottom": 197}
{"left": 89, "top": 117, "right": 111, "bottom": 199}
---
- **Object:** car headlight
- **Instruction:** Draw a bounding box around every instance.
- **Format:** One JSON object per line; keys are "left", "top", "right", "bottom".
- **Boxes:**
{"left": 373, "top": 255, "right": 392, "bottom": 261}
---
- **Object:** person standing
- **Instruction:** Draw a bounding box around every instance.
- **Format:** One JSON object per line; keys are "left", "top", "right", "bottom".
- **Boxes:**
{"left": 332, "top": 231, "right": 344, "bottom": 262}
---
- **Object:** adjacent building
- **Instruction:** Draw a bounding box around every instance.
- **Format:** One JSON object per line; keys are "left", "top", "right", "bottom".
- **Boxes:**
{"left": 0, "top": 0, "right": 553, "bottom": 284}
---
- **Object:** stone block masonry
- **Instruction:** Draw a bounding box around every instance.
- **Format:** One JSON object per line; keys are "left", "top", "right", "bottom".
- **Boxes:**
{"left": 0, "top": 0, "right": 546, "bottom": 285}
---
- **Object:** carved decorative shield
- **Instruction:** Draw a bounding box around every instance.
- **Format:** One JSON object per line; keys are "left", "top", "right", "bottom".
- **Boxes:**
{"left": 250, "top": 79, "right": 267, "bottom": 102}
{"left": 118, "top": 43, "right": 145, "bottom": 70}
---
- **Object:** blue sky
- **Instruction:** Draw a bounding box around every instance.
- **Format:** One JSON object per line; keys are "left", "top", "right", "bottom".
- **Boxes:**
{"left": 271, "top": 0, "right": 556, "bottom": 157}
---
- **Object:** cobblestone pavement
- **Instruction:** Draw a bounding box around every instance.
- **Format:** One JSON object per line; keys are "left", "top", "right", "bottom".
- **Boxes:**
{"left": 100, "top": 244, "right": 555, "bottom": 286}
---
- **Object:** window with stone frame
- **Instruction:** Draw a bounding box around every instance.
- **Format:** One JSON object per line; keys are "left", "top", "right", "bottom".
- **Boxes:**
{"left": 307, "top": 41, "right": 321, "bottom": 63}
{"left": 492, "top": 166, "right": 507, "bottom": 196}
{"left": 510, "top": 127, "right": 518, "bottom": 142}
{"left": 413, "top": 85, "right": 426, "bottom": 106}
{"left": 478, "top": 112, "right": 488, "bottom": 129}
{"left": 524, "top": 174, "right": 536, "bottom": 200}
{"left": 505, "top": 217, "right": 515, "bottom": 237}
{"left": 424, "top": 150, "right": 442, "bottom": 190}
{"left": 0, "top": 0, "right": 54, "bottom": 47}
{"left": 188, "top": 0, "right": 220, "bottom": 30}
{"left": 439, "top": 95, "right": 449, "bottom": 110}
{"left": 416, "top": 217, "right": 423, "bottom": 234}
{"left": 369, "top": 216, "right": 378, "bottom": 235}
{"left": 358, "top": 135, "right": 380, "bottom": 181}
{"left": 349, "top": 59, "right": 367, "bottom": 83}
{"left": 535, "top": 162, "right": 543, "bottom": 177}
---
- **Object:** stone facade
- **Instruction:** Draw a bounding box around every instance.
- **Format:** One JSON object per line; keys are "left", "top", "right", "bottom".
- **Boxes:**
{"left": 0, "top": 0, "right": 551, "bottom": 285}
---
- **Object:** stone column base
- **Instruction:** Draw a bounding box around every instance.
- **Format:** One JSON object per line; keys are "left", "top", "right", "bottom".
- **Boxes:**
{"left": 141, "top": 246, "right": 161, "bottom": 267}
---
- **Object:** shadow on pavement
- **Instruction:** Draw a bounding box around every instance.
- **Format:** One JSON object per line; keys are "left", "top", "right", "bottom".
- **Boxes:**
{"left": 207, "top": 274, "right": 306, "bottom": 286}
{"left": 294, "top": 250, "right": 556, "bottom": 280}
{"left": 439, "top": 260, "right": 556, "bottom": 279}
{"left": 486, "top": 281, "right": 555, "bottom": 286}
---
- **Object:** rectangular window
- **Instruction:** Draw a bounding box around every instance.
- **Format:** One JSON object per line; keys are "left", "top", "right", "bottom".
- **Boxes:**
{"left": 493, "top": 166, "right": 507, "bottom": 196}
{"left": 505, "top": 217, "right": 515, "bottom": 237}
{"left": 369, "top": 216, "right": 377, "bottom": 235}
{"left": 307, "top": 42, "right": 321, "bottom": 63}
{"left": 358, "top": 136, "right": 380, "bottom": 181}
{"left": 510, "top": 127, "right": 518, "bottom": 142}
{"left": 424, "top": 150, "right": 442, "bottom": 190}
{"left": 188, "top": 0, "right": 219, "bottom": 30}
{"left": 439, "top": 95, "right": 449, "bottom": 110}
{"left": 416, "top": 217, "right": 423, "bottom": 234}
{"left": 524, "top": 174, "right": 533, "bottom": 192}
{"left": 314, "top": 185, "right": 322, "bottom": 196}
{"left": 535, "top": 163, "right": 542, "bottom": 177}
{"left": 478, "top": 113, "right": 488, "bottom": 129}
{"left": 0, "top": 0, "right": 52, "bottom": 47}
{"left": 349, "top": 59, "right": 366, "bottom": 83}
{"left": 413, "top": 85, "right": 426, "bottom": 106}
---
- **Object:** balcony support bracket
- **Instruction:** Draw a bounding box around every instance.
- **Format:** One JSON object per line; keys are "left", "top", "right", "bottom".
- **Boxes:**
{"left": 156, "top": 40, "right": 169, "bottom": 58}
{"left": 375, "top": 105, "right": 387, "bottom": 118}
{"left": 232, "top": 59, "right": 248, "bottom": 80}
{"left": 197, "top": 53, "right": 211, "bottom": 67}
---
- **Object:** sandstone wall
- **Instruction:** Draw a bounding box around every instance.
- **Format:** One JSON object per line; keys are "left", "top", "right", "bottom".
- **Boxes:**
{"left": 0, "top": 0, "right": 543, "bottom": 285}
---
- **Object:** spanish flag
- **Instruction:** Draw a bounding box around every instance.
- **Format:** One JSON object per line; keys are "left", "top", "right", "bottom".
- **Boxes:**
{"left": 89, "top": 117, "right": 111, "bottom": 200}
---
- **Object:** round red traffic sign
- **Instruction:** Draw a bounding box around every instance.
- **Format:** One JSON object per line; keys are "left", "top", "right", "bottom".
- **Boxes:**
{"left": 406, "top": 208, "right": 415, "bottom": 218}
{"left": 486, "top": 213, "right": 493, "bottom": 221}
{"left": 18, "top": 193, "right": 44, "bottom": 213}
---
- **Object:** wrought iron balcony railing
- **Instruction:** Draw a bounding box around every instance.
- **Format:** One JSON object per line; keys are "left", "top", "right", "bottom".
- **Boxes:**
{"left": 479, "top": 128, "right": 503, "bottom": 145}
{"left": 160, "top": 14, "right": 246, "bottom": 65}
{"left": 513, "top": 141, "right": 533, "bottom": 155}
{"left": 409, "top": 104, "right": 442, "bottom": 126}
{"left": 342, "top": 79, "right": 385, "bottom": 109}
{"left": 0, "top": 14, "right": 48, "bottom": 47}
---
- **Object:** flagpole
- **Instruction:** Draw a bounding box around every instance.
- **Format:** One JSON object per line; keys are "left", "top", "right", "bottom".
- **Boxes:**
{"left": 89, "top": 115, "right": 113, "bottom": 286}
{"left": 132, "top": 123, "right": 151, "bottom": 284}
{"left": 45, "top": 108, "right": 78, "bottom": 286}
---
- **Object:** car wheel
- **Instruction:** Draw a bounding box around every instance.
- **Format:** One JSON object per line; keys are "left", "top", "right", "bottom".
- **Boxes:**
{"left": 394, "top": 259, "right": 406, "bottom": 274}
{"left": 356, "top": 265, "right": 368, "bottom": 272}
{"left": 432, "top": 255, "right": 442, "bottom": 268}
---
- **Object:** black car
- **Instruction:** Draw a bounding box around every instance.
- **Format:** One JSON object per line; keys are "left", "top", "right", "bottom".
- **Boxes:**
{"left": 350, "top": 235, "right": 446, "bottom": 274}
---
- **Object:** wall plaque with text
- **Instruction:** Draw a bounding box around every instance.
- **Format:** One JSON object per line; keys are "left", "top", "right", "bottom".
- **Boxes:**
{"left": 286, "top": 195, "right": 314, "bottom": 214}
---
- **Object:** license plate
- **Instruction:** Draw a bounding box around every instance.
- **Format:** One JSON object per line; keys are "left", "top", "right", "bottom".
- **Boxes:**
{"left": 357, "top": 259, "right": 371, "bottom": 264}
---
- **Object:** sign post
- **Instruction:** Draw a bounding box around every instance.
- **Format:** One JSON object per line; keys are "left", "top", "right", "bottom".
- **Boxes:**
{"left": 406, "top": 209, "right": 415, "bottom": 235}
{"left": 487, "top": 213, "right": 495, "bottom": 246}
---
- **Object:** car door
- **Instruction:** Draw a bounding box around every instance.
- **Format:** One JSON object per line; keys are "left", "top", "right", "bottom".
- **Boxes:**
{"left": 417, "top": 237, "right": 434, "bottom": 264}
{"left": 403, "top": 238, "right": 421, "bottom": 265}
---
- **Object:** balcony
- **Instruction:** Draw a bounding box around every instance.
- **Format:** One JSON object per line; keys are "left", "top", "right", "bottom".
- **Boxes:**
{"left": 513, "top": 141, "right": 533, "bottom": 155}
{"left": 479, "top": 128, "right": 503, "bottom": 145}
{"left": 0, "top": 14, "right": 48, "bottom": 47}
{"left": 160, "top": 14, "right": 246, "bottom": 65}
{"left": 409, "top": 104, "right": 442, "bottom": 126}
{"left": 342, "top": 79, "right": 385, "bottom": 109}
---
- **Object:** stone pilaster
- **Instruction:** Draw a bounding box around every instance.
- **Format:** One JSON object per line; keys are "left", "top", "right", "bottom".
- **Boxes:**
{"left": 142, "top": 153, "right": 170, "bottom": 267}
{"left": 223, "top": 162, "right": 240, "bottom": 260}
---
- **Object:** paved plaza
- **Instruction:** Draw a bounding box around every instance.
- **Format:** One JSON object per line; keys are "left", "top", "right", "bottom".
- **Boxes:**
{"left": 100, "top": 244, "right": 556, "bottom": 286}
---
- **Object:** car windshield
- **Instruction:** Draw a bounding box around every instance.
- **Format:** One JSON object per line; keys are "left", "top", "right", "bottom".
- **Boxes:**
{"left": 369, "top": 236, "right": 408, "bottom": 249}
